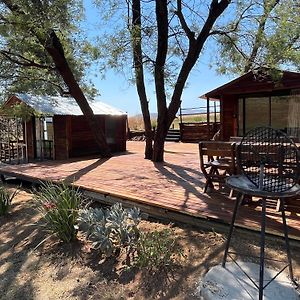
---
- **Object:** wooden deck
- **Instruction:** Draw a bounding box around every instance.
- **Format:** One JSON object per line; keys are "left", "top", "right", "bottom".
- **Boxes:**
{"left": 1, "top": 141, "right": 300, "bottom": 239}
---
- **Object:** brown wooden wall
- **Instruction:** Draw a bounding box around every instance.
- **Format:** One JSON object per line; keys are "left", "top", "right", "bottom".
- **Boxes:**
{"left": 53, "top": 115, "right": 70, "bottom": 160}
{"left": 66, "top": 114, "right": 127, "bottom": 158}
{"left": 25, "top": 114, "right": 127, "bottom": 161}
{"left": 220, "top": 95, "right": 238, "bottom": 141}
{"left": 68, "top": 115, "right": 104, "bottom": 158}
{"left": 106, "top": 115, "right": 127, "bottom": 152}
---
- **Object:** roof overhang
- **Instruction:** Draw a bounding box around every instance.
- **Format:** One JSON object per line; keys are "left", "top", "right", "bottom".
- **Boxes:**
{"left": 201, "top": 70, "right": 300, "bottom": 100}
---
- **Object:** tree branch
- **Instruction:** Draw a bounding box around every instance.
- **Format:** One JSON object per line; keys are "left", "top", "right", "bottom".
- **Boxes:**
{"left": 244, "top": 0, "right": 280, "bottom": 72}
{"left": 0, "top": 50, "right": 55, "bottom": 70}
{"left": 174, "top": 0, "right": 195, "bottom": 42}
{"left": 168, "top": 0, "right": 231, "bottom": 125}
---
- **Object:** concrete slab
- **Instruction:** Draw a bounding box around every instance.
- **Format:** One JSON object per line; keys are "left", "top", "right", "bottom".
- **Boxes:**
{"left": 197, "top": 262, "right": 299, "bottom": 300}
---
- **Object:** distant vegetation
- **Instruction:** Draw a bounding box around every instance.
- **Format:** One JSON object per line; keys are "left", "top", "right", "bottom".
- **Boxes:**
{"left": 128, "top": 113, "right": 220, "bottom": 131}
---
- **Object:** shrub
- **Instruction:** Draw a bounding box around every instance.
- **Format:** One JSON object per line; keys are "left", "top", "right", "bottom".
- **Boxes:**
{"left": 35, "top": 182, "right": 82, "bottom": 243}
{"left": 78, "top": 203, "right": 141, "bottom": 256}
{"left": 0, "top": 186, "right": 18, "bottom": 216}
{"left": 134, "top": 229, "right": 184, "bottom": 271}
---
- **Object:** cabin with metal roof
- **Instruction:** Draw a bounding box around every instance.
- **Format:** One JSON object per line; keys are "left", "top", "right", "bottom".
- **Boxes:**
{"left": 203, "top": 70, "right": 300, "bottom": 141}
{"left": 1, "top": 94, "right": 127, "bottom": 162}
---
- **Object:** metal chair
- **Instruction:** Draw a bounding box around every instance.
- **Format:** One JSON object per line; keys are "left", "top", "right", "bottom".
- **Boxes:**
{"left": 222, "top": 127, "right": 300, "bottom": 300}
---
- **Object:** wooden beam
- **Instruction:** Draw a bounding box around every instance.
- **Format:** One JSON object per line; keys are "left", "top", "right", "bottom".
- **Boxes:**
{"left": 207, "top": 97, "right": 210, "bottom": 138}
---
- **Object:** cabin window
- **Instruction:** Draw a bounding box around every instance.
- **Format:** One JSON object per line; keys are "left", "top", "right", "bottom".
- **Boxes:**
{"left": 238, "top": 94, "right": 300, "bottom": 141}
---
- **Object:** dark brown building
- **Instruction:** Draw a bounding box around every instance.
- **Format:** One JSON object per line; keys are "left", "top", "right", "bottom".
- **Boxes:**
{"left": 203, "top": 70, "right": 300, "bottom": 141}
{"left": 3, "top": 94, "right": 127, "bottom": 161}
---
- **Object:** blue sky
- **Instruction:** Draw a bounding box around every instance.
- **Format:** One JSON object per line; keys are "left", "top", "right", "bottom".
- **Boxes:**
{"left": 83, "top": 0, "right": 233, "bottom": 116}
{"left": 93, "top": 66, "right": 231, "bottom": 116}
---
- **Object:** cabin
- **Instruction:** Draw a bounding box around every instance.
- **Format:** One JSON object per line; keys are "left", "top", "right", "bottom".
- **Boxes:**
{"left": 203, "top": 70, "right": 300, "bottom": 141}
{"left": 0, "top": 94, "right": 127, "bottom": 162}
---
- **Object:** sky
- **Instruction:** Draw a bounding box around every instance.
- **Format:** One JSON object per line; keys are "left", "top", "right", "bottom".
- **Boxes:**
{"left": 83, "top": 0, "right": 233, "bottom": 116}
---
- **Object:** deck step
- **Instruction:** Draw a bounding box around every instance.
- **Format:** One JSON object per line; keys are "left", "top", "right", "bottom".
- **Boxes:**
{"left": 165, "top": 129, "right": 181, "bottom": 142}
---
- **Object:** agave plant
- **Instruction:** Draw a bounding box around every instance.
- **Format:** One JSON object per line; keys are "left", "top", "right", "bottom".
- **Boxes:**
{"left": 0, "top": 186, "right": 18, "bottom": 216}
{"left": 78, "top": 203, "right": 141, "bottom": 256}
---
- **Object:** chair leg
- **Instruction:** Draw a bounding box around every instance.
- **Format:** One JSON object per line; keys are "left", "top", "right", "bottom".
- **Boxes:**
{"left": 280, "top": 198, "right": 296, "bottom": 285}
{"left": 222, "top": 193, "right": 243, "bottom": 267}
{"left": 204, "top": 167, "right": 215, "bottom": 193}
{"left": 259, "top": 198, "right": 266, "bottom": 300}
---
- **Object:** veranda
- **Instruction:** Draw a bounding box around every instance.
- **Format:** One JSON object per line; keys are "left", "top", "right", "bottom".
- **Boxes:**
{"left": 1, "top": 141, "right": 300, "bottom": 240}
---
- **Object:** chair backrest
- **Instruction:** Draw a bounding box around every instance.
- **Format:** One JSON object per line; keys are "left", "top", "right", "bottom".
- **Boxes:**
{"left": 199, "top": 141, "right": 236, "bottom": 158}
{"left": 237, "top": 127, "right": 300, "bottom": 192}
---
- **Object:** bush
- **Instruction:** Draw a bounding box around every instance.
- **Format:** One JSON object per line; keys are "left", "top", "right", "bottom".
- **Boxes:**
{"left": 35, "top": 182, "right": 82, "bottom": 243}
{"left": 78, "top": 203, "right": 141, "bottom": 257}
{"left": 134, "top": 229, "right": 184, "bottom": 271}
{"left": 0, "top": 186, "right": 18, "bottom": 216}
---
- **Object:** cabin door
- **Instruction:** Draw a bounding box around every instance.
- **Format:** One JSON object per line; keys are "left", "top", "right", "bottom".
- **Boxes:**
{"left": 35, "top": 117, "right": 54, "bottom": 159}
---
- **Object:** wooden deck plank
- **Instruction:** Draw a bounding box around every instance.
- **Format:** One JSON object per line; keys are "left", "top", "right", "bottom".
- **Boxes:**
{"left": 1, "top": 141, "right": 300, "bottom": 239}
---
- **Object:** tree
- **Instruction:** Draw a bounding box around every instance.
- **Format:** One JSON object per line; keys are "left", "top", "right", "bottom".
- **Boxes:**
{"left": 96, "top": 0, "right": 231, "bottom": 162}
{"left": 213, "top": 0, "right": 300, "bottom": 75}
{"left": 96, "top": 0, "right": 300, "bottom": 162}
{"left": 0, "top": 0, "right": 111, "bottom": 157}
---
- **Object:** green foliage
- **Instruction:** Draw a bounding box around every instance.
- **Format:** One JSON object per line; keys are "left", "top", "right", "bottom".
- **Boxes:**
{"left": 0, "top": 186, "right": 18, "bottom": 216}
{"left": 214, "top": 0, "right": 300, "bottom": 74}
{"left": 0, "top": 0, "right": 97, "bottom": 97}
{"left": 1, "top": 103, "right": 37, "bottom": 121}
{"left": 134, "top": 229, "right": 184, "bottom": 271}
{"left": 78, "top": 203, "right": 141, "bottom": 257}
{"left": 34, "top": 182, "right": 82, "bottom": 243}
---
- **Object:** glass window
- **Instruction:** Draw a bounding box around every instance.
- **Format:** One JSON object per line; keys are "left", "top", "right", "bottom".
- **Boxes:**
{"left": 238, "top": 94, "right": 300, "bottom": 141}
{"left": 286, "top": 94, "right": 300, "bottom": 141}
{"left": 245, "top": 97, "right": 269, "bottom": 133}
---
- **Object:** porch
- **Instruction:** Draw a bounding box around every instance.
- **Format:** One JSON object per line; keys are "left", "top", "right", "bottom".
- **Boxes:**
{"left": 0, "top": 141, "right": 299, "bottom": 239}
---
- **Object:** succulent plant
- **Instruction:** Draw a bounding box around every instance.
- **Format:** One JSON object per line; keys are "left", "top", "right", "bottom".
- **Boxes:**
{"left": 78, "top": 203, "right": 141, "bottom": 256}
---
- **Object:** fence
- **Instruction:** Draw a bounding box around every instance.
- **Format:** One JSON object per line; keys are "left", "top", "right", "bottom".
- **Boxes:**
{"left": 0, "top": 117, "right": 27, "bottom": 164}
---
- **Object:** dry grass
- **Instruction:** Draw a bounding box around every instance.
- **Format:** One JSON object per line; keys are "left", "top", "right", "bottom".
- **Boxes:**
{"left": 128, "top": 113, "right": 220, "bottom": 131}
{"left": 128, "top": 115, "right": 145, "bottom": 131}
{"left": 128, "top": 116, "right": 157, "bottom": 131}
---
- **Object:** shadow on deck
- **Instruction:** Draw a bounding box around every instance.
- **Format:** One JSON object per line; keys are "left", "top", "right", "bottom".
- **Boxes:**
{"left": 1, "top": 141, "right": 300, "bottom": 240}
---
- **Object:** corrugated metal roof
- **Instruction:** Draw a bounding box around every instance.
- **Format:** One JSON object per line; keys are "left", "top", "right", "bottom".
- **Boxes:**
{"left": 15, "top": 93, "right": 126, "bottom": 116}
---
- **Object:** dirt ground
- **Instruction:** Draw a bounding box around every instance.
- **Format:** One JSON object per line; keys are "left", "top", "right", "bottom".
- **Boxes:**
{"left": 1, "top": 184, "right": 300, "bottom": 300}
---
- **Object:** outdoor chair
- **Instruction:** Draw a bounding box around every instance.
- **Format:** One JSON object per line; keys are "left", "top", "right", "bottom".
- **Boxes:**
{"left": 222, "top": 127, "right": 300, "bottom": 300}
{"left": 199, "top": 141, "right": 236, "bottom": 194}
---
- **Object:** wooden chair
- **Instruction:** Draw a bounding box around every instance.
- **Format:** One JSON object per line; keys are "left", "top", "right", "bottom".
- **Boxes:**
{"left": 199, "top": 141, "right": 236, "bottom": 193}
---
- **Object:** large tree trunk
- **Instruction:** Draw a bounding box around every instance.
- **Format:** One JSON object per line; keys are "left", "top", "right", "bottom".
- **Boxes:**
{"left": 132, "top": 0, "right": 153, "bottom": 159}
{"left": 152, "top": 0, "right": 231, "bottom": 162}
{"left": 152, "top": 0, "right": 169, "bottom": 162}
{"left": 44, "top": 31, "right": 111, "bottom": 157}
